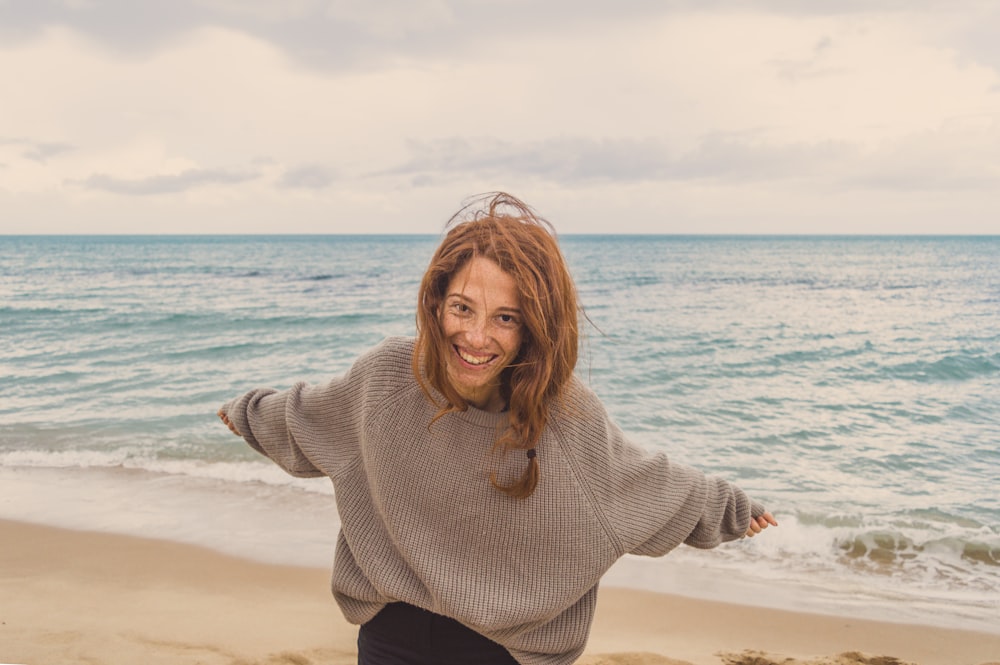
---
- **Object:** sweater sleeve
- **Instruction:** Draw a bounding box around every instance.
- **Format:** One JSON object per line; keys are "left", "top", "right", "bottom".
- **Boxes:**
{"left": 220, "top": 383, "right": 330, "bottom": 478}
{"left": 559, "top": 381, "right": 766, "bottom": 557}
{"left": 218, "top": 337, "right": 405, "bottom": 479}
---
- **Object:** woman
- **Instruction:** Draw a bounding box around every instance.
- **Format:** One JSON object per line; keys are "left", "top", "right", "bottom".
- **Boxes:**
{"left": 218, "top": 192, "right": 777, "bottom": 665}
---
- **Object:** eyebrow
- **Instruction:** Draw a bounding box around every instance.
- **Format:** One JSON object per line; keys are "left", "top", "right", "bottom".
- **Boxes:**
{"left": 446, "top": 293, "right": 522, "bottom": 315}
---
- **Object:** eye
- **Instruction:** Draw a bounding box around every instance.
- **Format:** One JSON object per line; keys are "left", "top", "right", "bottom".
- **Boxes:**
{"left": 497, "top": 313, "right": 520, "bottom": 327}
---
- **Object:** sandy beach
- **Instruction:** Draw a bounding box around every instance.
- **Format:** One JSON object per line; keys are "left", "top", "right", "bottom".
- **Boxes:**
{"left": 1, "top": 519, "right": 997, "bottom": 665}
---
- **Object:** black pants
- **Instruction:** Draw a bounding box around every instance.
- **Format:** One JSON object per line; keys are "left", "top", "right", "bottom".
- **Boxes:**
{"left": 357, "top": 602, "right": 518, "bottom": 665}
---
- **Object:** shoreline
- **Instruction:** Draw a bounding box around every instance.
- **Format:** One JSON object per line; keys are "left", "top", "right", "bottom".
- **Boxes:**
{"left": 3, "top": 519, "right": 999, "bottom": 665}
{"left": 3, "top": 464, "right": 996, "bottom": 637}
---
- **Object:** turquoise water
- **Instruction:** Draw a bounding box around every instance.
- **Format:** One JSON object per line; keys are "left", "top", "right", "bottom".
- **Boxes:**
{"left": 1, "top": 234, "right": 997, "bottom": 632}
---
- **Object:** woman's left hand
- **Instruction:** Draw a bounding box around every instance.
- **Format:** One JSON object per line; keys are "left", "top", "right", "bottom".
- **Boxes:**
{"left": 745, "top": 512, "right": 778, "bottom": 537}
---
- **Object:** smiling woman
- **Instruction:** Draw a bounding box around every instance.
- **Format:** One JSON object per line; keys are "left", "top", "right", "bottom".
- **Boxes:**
{"left": 217, "top": 192, "right": 775, "bottom": 665}
{"left": 412, "top": 193, "right": 581, "bottom": 499}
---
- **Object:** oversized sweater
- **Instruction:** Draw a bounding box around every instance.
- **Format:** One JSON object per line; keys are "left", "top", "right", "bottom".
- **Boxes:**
{"left": 221, "top": 336, "right": 765, "bottom": 665}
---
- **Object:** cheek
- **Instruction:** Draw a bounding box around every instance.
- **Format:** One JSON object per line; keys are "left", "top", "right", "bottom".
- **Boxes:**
{"left": 438, "top": 312, "right": 457, "bottom": 338}
{"left": 504, "top": 329, "right": 525, "bottom": 355}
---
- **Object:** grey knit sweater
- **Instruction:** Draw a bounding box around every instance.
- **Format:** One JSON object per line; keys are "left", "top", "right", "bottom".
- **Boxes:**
{"left": 221, "top": 336, "right": 765, "bottom": 665}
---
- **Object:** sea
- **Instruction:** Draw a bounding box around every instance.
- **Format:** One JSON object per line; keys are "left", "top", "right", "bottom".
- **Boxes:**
{"left": 1, "top": 234, "right": 997, "bottom": 635}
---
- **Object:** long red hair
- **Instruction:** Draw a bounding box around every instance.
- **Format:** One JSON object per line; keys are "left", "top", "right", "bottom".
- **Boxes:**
{"left": 413, "top": 192, "right": 579, "bottom": 498}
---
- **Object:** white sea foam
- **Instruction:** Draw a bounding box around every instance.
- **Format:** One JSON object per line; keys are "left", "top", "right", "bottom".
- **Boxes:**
{"left": 0, "top": 465, "right": 338, "bottom": 569}
{"left": 0, "top": 448, "right": 334, "bottom": 494}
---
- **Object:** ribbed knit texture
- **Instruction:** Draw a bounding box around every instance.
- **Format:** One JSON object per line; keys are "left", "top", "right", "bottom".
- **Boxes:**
{"left": 221, "top": 337, "right": 765, "bottom": 665}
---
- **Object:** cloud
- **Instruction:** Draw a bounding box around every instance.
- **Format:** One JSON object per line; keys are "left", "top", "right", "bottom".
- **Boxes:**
{"left": 0, "top": 0, "right": 203, "bottom": 52}
{"left": 0, "top": 137, "right": 75, "bottom": 162}
{"left": 0, "top": 0, "right": 468, "bottom": 69}
{"left": 385, "top": 135, "right": 856, "bottom": 185}
{"left": 383, "top": 137, "right": 671, "bottom": 184}
{"left": 769, "top": 35, "right": 847, "bottom": 83}
{"left": 74, "top": 168, "right": 259, "bottom": 195}
{"left": 385, "top": 127, "right": 1000, "bottom": 196}
{"left": 3, "top": 0, "right": 969, "bottom": 73}
{"left": 949, "top": 5, "right": 1000, "bottom": 73}
{"left": 277, "top": 164, "right": 336, "bottom": 189}
{"left": 844, "top": 123, "right": 1000, "bottom": 192}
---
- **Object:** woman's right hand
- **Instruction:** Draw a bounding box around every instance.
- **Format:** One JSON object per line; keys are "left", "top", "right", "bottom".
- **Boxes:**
{"left": 745, "top": 512, "right": 778, "bottom": 538}
{"left": 217, "top": 408, "right": 242, "bottom": 436}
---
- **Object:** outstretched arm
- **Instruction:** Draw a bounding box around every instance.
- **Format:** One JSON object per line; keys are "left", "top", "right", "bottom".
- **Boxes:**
{"left": 218, "top": 385, "right": 326, "bottom": 478}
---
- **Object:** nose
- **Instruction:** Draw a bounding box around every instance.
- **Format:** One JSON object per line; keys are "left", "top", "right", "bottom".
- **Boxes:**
{"left": 465, "top": 316, "right": 490, "bottom": 347}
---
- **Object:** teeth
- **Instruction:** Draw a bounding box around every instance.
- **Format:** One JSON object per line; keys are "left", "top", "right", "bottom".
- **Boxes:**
{"left": 459, "top": 348, "right": 494, "bottom": 365}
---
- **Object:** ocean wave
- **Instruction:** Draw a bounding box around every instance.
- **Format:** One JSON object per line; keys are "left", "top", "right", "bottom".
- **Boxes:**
{"left": 884, "top": 353, "right": 1000, "bottom": 382}
{"left": 836, "top": 528, "right": 1000, "bottom": 569}
{"left": 0, "top": 448, "right": 333, "bottom": 495}
{"left": 750, "top": 515, "right": 999, "bottom": 601}
{"left": 0, "top": 305, "right": 110, "bottom": 317}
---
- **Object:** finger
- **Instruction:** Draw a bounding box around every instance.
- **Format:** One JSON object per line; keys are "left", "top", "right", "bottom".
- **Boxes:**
{"left": 217, "top": 411, "right": 240, "bottom": 436}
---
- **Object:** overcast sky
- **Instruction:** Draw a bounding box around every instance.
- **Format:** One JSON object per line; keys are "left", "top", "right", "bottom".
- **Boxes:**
{"left": 2, "top": 0, "right": 999, "bottom": 234}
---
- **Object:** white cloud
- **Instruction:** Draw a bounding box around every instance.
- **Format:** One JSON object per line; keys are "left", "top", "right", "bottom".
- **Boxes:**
{"left": 75, "top": 168, "right": 259, "bottom": 195}
{"left": 384, "top": 135, "right": 857, "bottom": 186}
{"left": 278, "top": 164, "right": 337, "bottom": 189}
{"left": 0, "top": 137, "right": 75, "bottom": 162}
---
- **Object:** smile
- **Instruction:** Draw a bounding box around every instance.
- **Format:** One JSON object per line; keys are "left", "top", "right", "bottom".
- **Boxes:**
{"left": 455, "top": 345, "right": 498, "bottom": 367}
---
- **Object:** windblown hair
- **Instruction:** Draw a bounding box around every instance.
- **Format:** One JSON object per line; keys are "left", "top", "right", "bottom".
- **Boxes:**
{"left": 413, "top": 192, "right": 579, "bottom": 499}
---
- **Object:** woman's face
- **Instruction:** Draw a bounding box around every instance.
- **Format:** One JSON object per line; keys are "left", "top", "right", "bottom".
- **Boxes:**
{"left": 439, "top": 256, "right": 524, "bottom": 412}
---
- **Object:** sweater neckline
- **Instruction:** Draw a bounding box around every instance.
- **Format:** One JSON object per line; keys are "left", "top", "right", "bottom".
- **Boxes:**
{"left": 421, "top": 377, "right": 509, "bottom": 429}
{"left": 451, "top": 403, "right": 509, "bottom": 429}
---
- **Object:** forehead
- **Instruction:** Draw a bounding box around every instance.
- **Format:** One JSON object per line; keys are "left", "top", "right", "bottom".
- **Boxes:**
{"left": 446, "top": 257, "right": 520, "bottom": 304}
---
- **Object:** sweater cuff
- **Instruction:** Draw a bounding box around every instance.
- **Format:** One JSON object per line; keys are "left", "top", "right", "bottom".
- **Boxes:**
{"left": 750, "top": 499, "right": 767, "bottom": 520}
{"left": 218, "top": 393, "right": 263, "bottom": 454}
